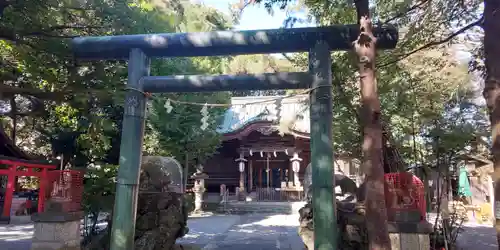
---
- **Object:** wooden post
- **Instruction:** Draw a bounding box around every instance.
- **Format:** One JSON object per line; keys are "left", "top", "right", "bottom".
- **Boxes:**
{"left": 38, "top": 169, "right": 47, "bottom": 213}
{"left": 259, "top": 168, "right": 262, "bottom": 189}
{"left": 3, "top": 165, "right": 15, "bottom": 217}
{"left": 248, "top": 160, "right": 253, "bottom": 191}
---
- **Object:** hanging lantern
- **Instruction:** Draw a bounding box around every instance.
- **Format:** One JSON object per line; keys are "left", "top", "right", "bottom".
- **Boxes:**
{"left": 235, "top": 152, "right": 247, "bottom": 172}
{"left": 291, "top": 152, "right": 302, "bottom": 172}
{"left": 239, "top": 161, "right": 245, "bottom": 172}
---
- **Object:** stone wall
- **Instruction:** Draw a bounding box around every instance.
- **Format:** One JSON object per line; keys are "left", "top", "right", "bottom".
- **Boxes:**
{"left": 31, "top": 212, "right": 83, "bottom": 250}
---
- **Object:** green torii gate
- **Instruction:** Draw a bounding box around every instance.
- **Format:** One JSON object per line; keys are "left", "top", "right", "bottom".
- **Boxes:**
{"left": 72, "top": 24, "right": 397, "bottom": 250}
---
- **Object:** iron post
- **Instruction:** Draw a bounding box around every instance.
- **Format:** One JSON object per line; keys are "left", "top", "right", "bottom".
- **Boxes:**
{"left": 309, "top": 41, "right": 336, "bottom": 250}
{"left": 109, "top": 49, "right": 150, "bottom": 250}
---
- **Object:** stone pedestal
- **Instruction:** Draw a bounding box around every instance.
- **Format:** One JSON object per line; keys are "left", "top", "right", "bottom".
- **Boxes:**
{"left": 31, "top": 211, "right": 83, "bottom": 250}
{"left": 388, "top": 222, "right": 432, "bottom": 250}
{"left": 191, "top": 165, "right": 208, "bottom": 213}
{"left": 193, "top": 190, "right": 204, "bottom": 212}
{"left": 239, "top": 171, "right": 245, "bottom": 193}
{"left": 293, "top": 171, "right": 300, "bottom": 187}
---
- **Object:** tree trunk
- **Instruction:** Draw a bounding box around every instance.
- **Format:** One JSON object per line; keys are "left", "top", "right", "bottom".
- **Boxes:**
{"left": 482, "top": 0, "right": 500, "bottom": 246}
{"left": 354, "top": 0, "right": 392, "bottom": 249}
{"left": 10, "top": 96, "right": 16, "bottom": 144}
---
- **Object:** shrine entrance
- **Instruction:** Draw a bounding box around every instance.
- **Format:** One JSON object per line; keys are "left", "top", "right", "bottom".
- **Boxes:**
{"left": 0, "top": 157, "right": 56, "bottom": 221}
{"left": 72, "top": 24, "right": 397, "bottom": 249}
{"left": 252, "top": 159, "right": 287, "bottom": 189}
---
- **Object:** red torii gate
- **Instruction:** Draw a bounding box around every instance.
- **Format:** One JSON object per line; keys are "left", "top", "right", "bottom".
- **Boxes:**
{"left": 0, "top": 157, "right": 57, "bottom": 217}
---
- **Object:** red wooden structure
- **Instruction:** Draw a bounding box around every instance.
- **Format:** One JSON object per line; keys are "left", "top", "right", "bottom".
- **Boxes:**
{"left": 46, "top": 170, "right": 84, "bottom": 212}
{"left": 0, "top": 158, "right": 56, "bottom": 217}
{"left": 384, "top": 172, "right": 426, "bottom": 221}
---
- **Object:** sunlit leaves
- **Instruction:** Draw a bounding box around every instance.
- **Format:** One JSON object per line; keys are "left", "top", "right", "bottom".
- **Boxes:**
{"left": 1, "top": 0, "right": 233, "bottom": 170}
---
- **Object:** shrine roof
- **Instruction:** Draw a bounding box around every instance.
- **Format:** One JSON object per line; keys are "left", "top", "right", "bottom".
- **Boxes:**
{"left": 0, "top": 127, "right": 30, "bottom": 160}
{"left": 217, "top": 94, "right": 310, "bottom": 135}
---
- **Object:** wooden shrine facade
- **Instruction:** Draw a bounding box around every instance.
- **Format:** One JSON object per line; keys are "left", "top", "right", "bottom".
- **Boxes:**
{"left": 203, "top": 125, "right": 311, "bottom": 193}
{"left": 201, "top": 95, "right": 361, "bottom": 195}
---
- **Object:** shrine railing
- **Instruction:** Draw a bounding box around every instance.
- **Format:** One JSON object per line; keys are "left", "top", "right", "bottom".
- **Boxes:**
{"left": 45, "top": 170, "right": 84, "bottom": 213}
{"left": 384, "top": 172, "right": 426, "bottom": 222}
{"left": 255, "top": 188, "right": 304, "bottom": 202}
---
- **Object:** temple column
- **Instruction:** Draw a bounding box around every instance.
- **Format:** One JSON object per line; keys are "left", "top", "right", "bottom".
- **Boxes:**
{"left": 248, "top": 160, "right": 253, "bottom": 191}
{"left": 235, "top": 152, "right": 247, "bottom": 193}
{"left": 291, "top": 152, "right": 303, "bottom": 187}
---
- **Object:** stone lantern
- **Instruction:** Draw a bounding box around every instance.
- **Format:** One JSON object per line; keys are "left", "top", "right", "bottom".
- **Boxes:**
{"left": 191, "top": 164, "right": 208, "bottom": 213}
{"left": 235, "top": 152, "right": 247, "bottom": 193}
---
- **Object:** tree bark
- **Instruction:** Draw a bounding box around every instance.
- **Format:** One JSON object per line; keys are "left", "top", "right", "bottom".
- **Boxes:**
{"left": 354, "top": 0, "right": 392, "bottom": 249}
{"left": 482, "top": 0, "right": 500, "bottom": 246}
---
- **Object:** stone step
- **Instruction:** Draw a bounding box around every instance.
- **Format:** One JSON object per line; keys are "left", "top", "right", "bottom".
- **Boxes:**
{"left": 218, "top": 201, "right": 306, "bottom": 214}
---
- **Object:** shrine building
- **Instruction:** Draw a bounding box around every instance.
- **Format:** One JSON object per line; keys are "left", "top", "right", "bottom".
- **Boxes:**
{"left": 201, "top": 95, "right": 362, "bottom": 199}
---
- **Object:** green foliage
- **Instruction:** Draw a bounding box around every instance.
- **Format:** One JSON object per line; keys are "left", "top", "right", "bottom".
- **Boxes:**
{"left": 0, "top": 0, "right": 234, "bottom": 170}
{"left": 226, "top": 54, "right": 296, "bottom": 96}
{"left": 82, "top": 164, "right": 119, "bottom": 235}
{"left": 240, "top": 0, "right": 487, "bottom": 171}
{"left": 148, "top": 92, "right": 229, "bottom": 163}
{"left": 82, "top": 164, "right": 118, "bottom": 215}
{"left": 0, "top": 0, "right": 487, "bottom": 178}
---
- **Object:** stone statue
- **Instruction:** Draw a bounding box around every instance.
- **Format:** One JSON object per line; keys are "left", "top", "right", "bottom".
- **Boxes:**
{"left": 299, "top": 163, "right": 368, "bottom": 249}
{"left": 303, "top": 162, "right": 359, "bottom": 203}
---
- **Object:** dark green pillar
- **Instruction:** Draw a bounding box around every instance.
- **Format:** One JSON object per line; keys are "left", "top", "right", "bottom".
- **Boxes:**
{"left": 110, "top": 49, "right": 150, "bottom": 250}
{"left": 309, "top": 41, "right": 336, "bottom": 250}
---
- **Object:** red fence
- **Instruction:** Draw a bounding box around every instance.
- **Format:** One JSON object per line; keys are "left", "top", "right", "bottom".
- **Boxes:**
{"left": 45, "top": 170, "right": 84, "bottom": 213}
{"left": 384, "top": 172, "right": 426, "bottom": 221}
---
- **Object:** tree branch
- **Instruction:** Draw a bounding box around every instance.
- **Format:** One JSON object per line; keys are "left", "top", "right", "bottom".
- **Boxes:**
{"left": 0, "top": 24, "right": 106, "bottom": 42}
{"left": 379, "top": 16, "right": 483, "bottom": 68}
{"left": 382, "top": 0, "right": 430, "bottom": 24}
{"left": 23, "top": 25, "right": 105, "bottom": 38}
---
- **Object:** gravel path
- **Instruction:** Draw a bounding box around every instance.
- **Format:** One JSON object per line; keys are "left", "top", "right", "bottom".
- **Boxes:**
{"left": 455, "top": 223, "right": 497, "bottom": 250}
{"left": 199, "top": 213, "right": 303, "bottom": 250}
{"left": 1, "top": 213, "right": 497, "bottom": 250}
{"left": 0, "top": 213, "right": 304, "bottom": 250}
{"left": 0, "top": 223, "right": 33, "bottom": 250}
{"left": 427, "top": 213, "right": 498, "bottom": 250}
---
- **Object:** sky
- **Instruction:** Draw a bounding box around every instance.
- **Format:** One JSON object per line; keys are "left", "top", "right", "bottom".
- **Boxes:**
{"left": 193, "top": 0, "right": 484, "bottom": 106}
{"left": 195, "top": 0, "right": 476, "bottom": 69}
{"left": 195, "top": 0, "right": 313, "bottom": 30}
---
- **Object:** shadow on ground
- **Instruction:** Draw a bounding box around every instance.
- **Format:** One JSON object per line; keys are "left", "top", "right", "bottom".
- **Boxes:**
{"left": 0, "top": 224, "right": 33, "bottom": 250}
{"left": 456, "top": 224, "right": 497, "bottom": 250}
{"left": 178, "top": 213, "right": 303, "bottom": 250}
